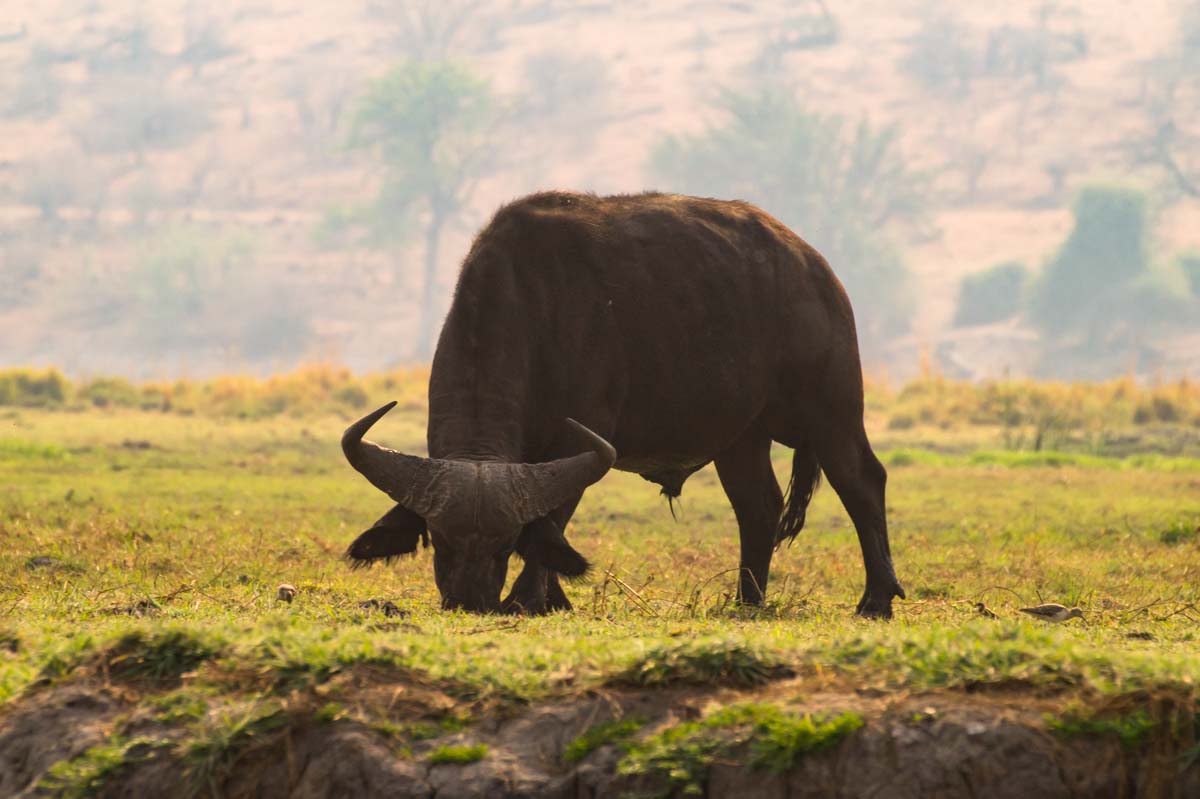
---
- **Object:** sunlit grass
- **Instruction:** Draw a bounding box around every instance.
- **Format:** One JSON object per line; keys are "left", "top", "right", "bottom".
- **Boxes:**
{"left": 0, "top": 390, "right": 1197, "bottom": 720}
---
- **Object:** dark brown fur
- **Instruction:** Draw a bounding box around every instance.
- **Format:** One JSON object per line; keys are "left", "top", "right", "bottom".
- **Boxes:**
{"left": 360, "top": 191, "right": 904, "bottom": 616}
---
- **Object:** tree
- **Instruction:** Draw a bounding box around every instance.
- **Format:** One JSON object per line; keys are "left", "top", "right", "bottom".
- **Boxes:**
{"left": 647, "top": 88, "right": 928, "bottom": 356}
{"left": 347, "top": 61, "right": 498, "bottom": 357}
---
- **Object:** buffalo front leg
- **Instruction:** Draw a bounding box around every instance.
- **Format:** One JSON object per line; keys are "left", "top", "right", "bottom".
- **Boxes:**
{"left": 714, "top": 428, "right": 783, "bottom": 606}
{"left": 502, "top": 495, "right": 582, "bottom": 615}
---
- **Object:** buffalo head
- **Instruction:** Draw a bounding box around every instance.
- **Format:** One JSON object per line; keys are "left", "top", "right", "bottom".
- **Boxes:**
{"left": 341, "top": 402, "right": 616, "bottom": 613}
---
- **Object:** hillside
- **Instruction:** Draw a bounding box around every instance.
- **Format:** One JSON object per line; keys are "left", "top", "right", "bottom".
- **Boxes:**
{"left": 1, "top": 0, "right": 1199, "bottom": 377}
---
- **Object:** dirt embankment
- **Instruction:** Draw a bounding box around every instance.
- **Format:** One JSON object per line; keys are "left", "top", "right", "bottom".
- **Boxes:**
{"left": 2, "top": 672, "right": 1197, "bottom": 799}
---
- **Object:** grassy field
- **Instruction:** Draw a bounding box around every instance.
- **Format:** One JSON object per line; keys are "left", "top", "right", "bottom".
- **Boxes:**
{"left": 1, "top": 370, "right": 1199, "bottom": 794}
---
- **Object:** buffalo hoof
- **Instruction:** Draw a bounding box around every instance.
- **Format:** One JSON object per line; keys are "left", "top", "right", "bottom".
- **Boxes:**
{"left": 546, "top": 578, "right": 573, "bottom": 613}
{"left": 856, "top": 582, "right": 905, "bottom": 620}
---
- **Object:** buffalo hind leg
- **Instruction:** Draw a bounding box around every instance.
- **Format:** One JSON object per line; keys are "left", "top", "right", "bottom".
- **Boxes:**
{"left": 811, "top": 418, "right": 905, "bottom": 618}
{"left": 714, "top": 427, "right": 783, "bottom": 606}
{"left": 502, "top": 495, "right": 582, "bottom": 615}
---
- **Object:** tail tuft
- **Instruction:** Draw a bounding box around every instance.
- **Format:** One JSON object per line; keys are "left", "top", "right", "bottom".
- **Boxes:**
{"left": 776, "top": 444, "right": 821, "bottom": 547}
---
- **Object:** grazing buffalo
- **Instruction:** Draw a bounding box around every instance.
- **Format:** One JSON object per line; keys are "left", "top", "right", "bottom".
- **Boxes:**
{"left": 342, "top": 191, "right": 905, "bottom": 617}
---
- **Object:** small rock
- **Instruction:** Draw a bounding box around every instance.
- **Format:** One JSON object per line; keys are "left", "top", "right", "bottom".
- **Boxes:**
{"left": 277, "top": 584, "right": 297, "bottom": 603}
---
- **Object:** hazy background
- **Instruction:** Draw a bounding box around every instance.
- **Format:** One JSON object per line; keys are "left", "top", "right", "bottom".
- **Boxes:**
{"left": 1, "top": 0, "right": 1198, "bottom": 380}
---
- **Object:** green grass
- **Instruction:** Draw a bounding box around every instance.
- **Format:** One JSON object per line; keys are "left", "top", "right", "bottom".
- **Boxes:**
{"left": 427, "top": 743, "right": 488, "bottom": 765}
{"left": 39, "top": 736, "right": 166, "bottom": 798}
{"left": 1047, "top": 707, "right": 1160, "bottom": 750}
{"left": 611, "top": 642, "right": 791, "bottom": 687}
{"left": 0, "top": 403, "right": 1198, "bottom": 785}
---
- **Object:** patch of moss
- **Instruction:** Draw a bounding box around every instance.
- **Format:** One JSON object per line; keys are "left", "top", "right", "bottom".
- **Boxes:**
{"left": 562, "top": 716, "right": 647, "bottom": 763}
{"left": 618, "top": 703, "right": 862, "bottom": 795}
{"left": 427, "top": 743, "right": 488, "bottom": 765}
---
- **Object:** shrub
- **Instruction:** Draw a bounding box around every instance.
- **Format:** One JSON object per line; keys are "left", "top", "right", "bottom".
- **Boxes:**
{"left": 1176, "top": 251, "right": 1200, "bottom": 298}
{"left": 0, "top": 368, "right": 69, "bottom": 406}
{"left": 953, "top": 261, "right": 1028, "bottom": 327}
{"left": 1028, "top": 185, "right": 1149, "bottom": 334}
{"left": 77, "top": 377, "right": 141, "bottom": 409}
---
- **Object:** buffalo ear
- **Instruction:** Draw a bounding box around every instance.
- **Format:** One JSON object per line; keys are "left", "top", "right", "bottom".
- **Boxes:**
{"left": 516, "top": 517, "right": 590, "bottom": 578}
{"left": 345, "top": 504, "right": 428, "bottom": 569}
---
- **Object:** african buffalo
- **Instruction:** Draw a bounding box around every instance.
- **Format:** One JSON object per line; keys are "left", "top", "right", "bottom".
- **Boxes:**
{"left": 342, "top": 191, "right": 906, "bottom": 617}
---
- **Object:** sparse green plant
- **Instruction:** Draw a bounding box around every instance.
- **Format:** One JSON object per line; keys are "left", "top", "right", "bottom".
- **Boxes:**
{"left": 562, "top": 716, "right": 647, "bottom": 762}
{"left": 427, "top": 742, "right": 488, "bottom": 764}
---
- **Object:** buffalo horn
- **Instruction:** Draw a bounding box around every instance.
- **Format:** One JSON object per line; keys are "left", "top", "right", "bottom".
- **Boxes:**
{"left": 341, "top": 401, "right": 456, "bottom": 519}
{"left": 507, "top": 418, "right": 617, "bottom": 524}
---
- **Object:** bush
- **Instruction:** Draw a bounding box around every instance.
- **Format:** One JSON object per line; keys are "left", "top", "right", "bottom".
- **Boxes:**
{"left": 0, "top": 368, "right": 69, "bottom": 407}
{"left": 77, "top": 377, "right": 142, "bottom": 409}
{"left": 953, "top": 261, "right": 1027, "bottom": 327}
{"left": 1028, "top": 185, "right": 1149, "bottom": 334}
{"left": 1177, "top": 251, "right": 1200, "bottom": 298}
